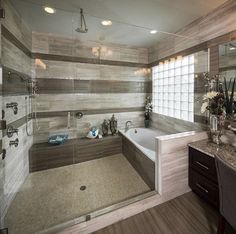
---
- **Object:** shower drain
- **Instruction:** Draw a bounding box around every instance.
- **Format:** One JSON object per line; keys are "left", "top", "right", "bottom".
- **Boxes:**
{"left": 80, "top": 185, "right": 86, "bottom": 191}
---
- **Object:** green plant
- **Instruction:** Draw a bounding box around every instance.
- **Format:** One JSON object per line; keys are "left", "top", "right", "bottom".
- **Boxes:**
{"left": 144, "top": 96, "right": 152, "bottom": 120}
{"left": 224, "top": 77, "right": 236, "bottom": 114}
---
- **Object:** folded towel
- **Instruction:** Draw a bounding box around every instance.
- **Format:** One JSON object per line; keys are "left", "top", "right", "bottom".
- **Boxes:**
{"left": 48, "top": 134, "right": 69, "bottom": 145}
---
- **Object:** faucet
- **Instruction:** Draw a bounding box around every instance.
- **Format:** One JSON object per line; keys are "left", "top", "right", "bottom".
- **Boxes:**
{"left": 125, "top": 121, "right": 132, "bottom": 132}
{"left": 6, "top": 102, "right": 18, "bottom": 115}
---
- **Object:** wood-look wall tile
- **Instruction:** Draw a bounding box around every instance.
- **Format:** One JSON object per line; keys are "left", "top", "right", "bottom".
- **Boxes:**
{"left": 29, "top": 136, "right": 122, "bottom": 172}
{"left": 2, "top": 0, "right": 32, "bottom": 51}
{"left": 122, "top": 137, "right": 155, "bottom": 190}
{"left": 74, "top": 136, "right": 122, "bottom": 163}
{"left": 74, "top": 39, "right": 100, "bottom": 59}
{"left": 48, "top": 35, "right": 74, "bottom": 56}
{"left": 34, "top": 60, "right": 150, "bottom": 82}
{"left": 2, "top": 37, "right": 32, "bottom": 77}
{"left": 3, "top": 95, "right": 31, "bottom": 125}
{"left": 32, "top": 33, "right": 49, "bottom": 54}
{"left": 0, "top": 122, "right": 33, "bottom": 219}
{"left": 34, "top": 60, "right": 76, "bottom": 79}
{"left": 33, "top": 93, "right": 146, "bottom": 112}
{"left": 37, "top": 78, "right": 75, "bottom": 94}
{"left": 151, "top": 113, "right": 206, "bottom": 134}
{"left": 2, "top": 67, "right": 31, "bottom": 96}
{"left": 32, "top": 32, "right": 148, "bottom": 65}
{"left": 33, "top": 111, "right": 144, "bottom": 143}
{"left": 99, "top": 65, "right": 150, "bottom": 82}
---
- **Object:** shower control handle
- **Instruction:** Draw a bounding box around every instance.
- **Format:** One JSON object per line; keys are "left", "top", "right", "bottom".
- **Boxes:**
{"left": 7, "top": 125, "right": 19, "bottom": 138}
{"left": 75, "top": 112, "right": 84, "bottom": 119}
{"left": 9, "top": 138, "right": 19, "bottom": 147}
{"left": 6, "top": 102, "right": 18, "bottom": 115}
{"left": 2, "top": 149, "right": 6, "bottom": 160}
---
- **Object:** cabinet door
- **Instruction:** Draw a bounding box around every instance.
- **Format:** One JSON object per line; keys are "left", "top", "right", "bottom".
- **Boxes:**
{"left": 189, "top": 168, "right": 219, "bottom": 208}
{"left": 189, "top": 147, "right": 218, "bottom": 183}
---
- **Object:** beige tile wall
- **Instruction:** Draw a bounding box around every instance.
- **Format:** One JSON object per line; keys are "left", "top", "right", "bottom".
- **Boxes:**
{"left": 32, "top": 32, "right": 148, "bottom": 64}
{"left": 32, "top": 32, "right": 150, "bottom": 143}
{"left": 0, "top": 0, "right": 33, "bottom": 226}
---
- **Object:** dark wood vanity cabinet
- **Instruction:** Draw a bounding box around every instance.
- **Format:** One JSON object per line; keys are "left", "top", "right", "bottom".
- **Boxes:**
{"left": 189, "top": 147, "right": 219, "bottom": 208}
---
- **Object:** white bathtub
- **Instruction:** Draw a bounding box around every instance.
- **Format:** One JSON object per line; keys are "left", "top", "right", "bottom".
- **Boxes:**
{"left": 119, "top": 128, "right": 167, "bottom": 162}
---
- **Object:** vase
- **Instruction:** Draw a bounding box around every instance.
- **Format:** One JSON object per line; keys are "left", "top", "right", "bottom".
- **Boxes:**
{"left": 144, "top": 119, "right": 150, "bottom": 128}
{"left": 209, "top": 114, "right": 225, "bottom": 145}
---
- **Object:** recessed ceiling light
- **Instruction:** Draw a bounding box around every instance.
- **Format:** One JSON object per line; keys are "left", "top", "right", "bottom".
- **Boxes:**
{"left": 101, "top": 20, "right": 112, "bottom": 26}
{"left": 44, "top": 6, "right": 56, "bottom": 14}
{"left": 150, "top": 30, "right": 157, "bottom": 34}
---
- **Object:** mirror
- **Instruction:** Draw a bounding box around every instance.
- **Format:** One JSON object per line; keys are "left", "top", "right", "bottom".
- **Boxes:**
{"left": 219, "top": 40, "right": 236, "bottom": 118}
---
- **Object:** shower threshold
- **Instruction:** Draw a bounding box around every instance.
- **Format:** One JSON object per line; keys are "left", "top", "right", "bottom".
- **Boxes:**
{"left": 39, "top": 190, "right": 157, "bottom": 234}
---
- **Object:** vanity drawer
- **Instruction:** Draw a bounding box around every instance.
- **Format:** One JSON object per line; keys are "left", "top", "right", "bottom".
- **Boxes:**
{"left": 189, "top": 168, "right": 219, "bottom": 208}
{"left": 189, "top": 147, "right": 218, "bottom": 183}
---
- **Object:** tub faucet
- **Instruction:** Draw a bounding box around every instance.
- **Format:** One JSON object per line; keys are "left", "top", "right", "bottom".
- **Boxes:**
{"left": 125, "top": 121, "right": 132, "bottom": 132}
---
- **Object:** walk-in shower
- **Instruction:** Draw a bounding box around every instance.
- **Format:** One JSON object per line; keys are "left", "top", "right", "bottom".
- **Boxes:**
{"left": 0, "top": 0, "right": 203, "bottom": 233}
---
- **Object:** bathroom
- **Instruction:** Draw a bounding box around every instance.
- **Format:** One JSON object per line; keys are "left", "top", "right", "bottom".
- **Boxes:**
{"left": 0, "top": 0, "right": 236, "bottom": 233}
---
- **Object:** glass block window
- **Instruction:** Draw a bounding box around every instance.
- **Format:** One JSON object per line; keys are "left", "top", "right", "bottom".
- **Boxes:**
{"left": 152, "top": 55, "right": 194, "bottom": 122}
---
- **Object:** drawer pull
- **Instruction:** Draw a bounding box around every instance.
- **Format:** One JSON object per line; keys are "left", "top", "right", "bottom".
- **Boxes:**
{"left": 196, "top": 183, "right": 209, "bottom": 193}
{"left": 196, "top": 161, "right": 209, "bottom": 170}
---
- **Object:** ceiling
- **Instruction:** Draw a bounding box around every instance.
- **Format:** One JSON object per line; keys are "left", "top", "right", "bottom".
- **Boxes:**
{"left": 10, "top": 0, "right": 227, "bottom": 48}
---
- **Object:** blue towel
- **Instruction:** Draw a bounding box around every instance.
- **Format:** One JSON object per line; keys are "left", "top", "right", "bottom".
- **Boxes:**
{"left": 48, "top": 134, "right": 69, "bottom": 145}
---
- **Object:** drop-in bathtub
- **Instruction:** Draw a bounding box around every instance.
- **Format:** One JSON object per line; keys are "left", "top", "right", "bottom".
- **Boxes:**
{"left": 119, "top": 128, "right": 167, "bottom": 162}
{"left": 119, "top": 127, "right": 167, "bottom": 190}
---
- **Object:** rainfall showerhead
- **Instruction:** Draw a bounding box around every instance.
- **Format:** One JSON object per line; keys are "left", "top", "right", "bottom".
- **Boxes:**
{"left": 75, "top": 27, "right": 88, "bottom": 33}
{"left": 75, "top": 8, "right": 88, "bottom": 33}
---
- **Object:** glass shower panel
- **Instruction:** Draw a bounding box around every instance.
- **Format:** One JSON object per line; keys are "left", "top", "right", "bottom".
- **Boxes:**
{"left": 0, "top": 1, "right": 78, "bottom": 233}
{"left": 0, "top": 0, "right": 208, "bottom": 233}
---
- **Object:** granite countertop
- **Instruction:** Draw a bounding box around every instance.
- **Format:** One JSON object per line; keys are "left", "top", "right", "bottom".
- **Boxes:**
{"left": 189, "top": 140, "right": 236, "bottom": 168}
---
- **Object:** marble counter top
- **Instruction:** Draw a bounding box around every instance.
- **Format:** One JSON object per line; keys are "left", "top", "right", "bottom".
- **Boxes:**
{"left": 189, "top": 140, "right": 236, "bottom": 168}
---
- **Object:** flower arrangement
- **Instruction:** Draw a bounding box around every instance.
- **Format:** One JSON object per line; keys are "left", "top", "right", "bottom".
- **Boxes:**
{"left": 144, "top": 96, "right": 152, "bottom": 120}
{"left": 201, "top": 91, "right": 225, "bottom": 115}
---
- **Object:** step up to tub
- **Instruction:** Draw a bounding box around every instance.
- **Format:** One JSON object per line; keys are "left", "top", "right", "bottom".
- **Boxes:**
{"left": 29, "top": 135, "right": 122, "bottom": 172}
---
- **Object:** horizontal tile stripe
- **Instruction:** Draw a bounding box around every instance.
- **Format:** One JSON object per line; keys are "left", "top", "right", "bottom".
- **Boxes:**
{"left": 32, "top": 93, "right": 146, "bottom": 112}
{"left": 29, "top": 135, "right": 122, "bottom": 172}
{"left": 219, "top": 66, "right": 236, "bottom": 72}
{"left": 3, "top": 66, "right": 32, "bottom": 96}
{"left": 0, "top": 120, "right": 6, "bottom": 131}
{"left": 36, "top": 78, "right": 152, "bottom": 94}
{"left": 149, "top": 43, "right": 208, "bottom": 68}
{"left": 2, "top": 26, "right": 148, "bottom": 68}
{"left": 1, "top": 25, "right": 31, "bottom": 57}
{"left": 4, "top": 24, "right": 236, "bottom": 73}
{"left": 2, "top": 114, "right": 32, "bottom": 136}
{"left": 32, "top": 53, "right": 149, "bottom": 68}
{"left": 33, "top": 107, "right": 144, "bottom": 118}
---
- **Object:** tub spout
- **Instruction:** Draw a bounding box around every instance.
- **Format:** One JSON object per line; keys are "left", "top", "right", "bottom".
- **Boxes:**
{"left": 125, "top": 121, "right": 132, "bottom": 132}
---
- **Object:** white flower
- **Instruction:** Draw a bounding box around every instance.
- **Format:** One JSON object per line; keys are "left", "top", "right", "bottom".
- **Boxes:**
{"left": 201, "top": 102, "right": 208, "bottom": 113}
{"left": 203, "top": 91, "right": 218, "bottom": 100}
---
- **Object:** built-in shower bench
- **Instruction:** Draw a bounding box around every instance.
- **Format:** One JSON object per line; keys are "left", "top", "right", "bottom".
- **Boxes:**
{"left": 29, "top": 135, "right": 122, "bottom": 172}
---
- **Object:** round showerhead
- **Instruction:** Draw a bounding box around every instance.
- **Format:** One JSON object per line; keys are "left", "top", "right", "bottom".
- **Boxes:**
{"left": 75, "top": 27, "right": 88, "bottom": 33}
